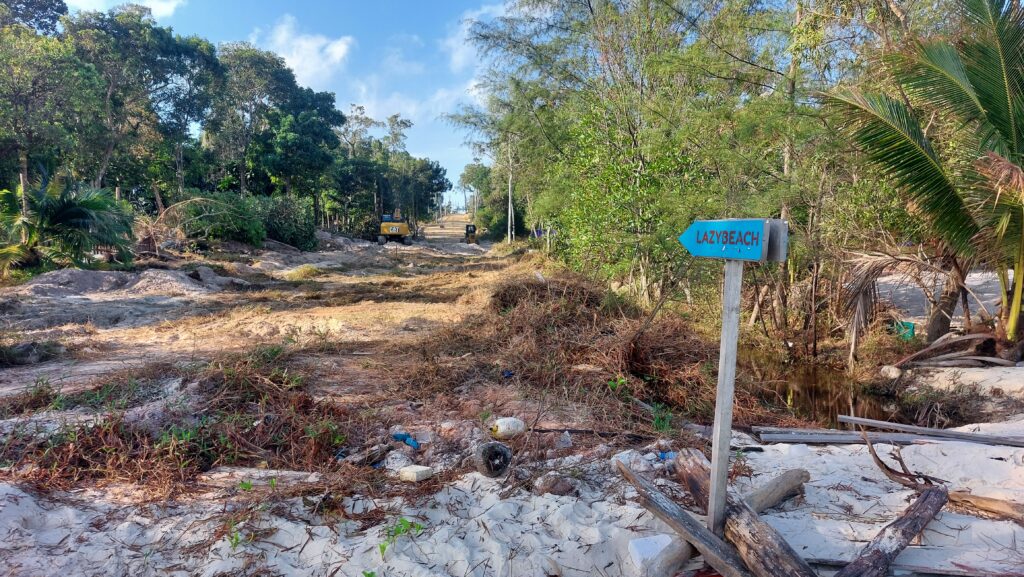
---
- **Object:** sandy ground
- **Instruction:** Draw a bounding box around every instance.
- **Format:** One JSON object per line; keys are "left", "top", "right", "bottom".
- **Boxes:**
{"left": 2, "top": 217, "right": 1023, "bottom": 576}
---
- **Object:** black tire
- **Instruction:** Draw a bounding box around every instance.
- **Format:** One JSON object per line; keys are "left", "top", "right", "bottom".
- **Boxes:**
{"left": 377, "top": 235, "right": 387, "bottom": 245}
{"left": 473, "top": 442, "right": 512, "bottom": 477}
{"left": 402, "top": 237, "right": 412, "bottom": 246}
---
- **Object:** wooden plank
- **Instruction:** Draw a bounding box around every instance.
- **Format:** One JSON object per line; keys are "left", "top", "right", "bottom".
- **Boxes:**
{"left": 759, "top": 432, "right": 932, "bottom": 445}
{"left": 709, "top": 258, "right": 744, "bottom": 536}
{"left": 807, "top": 556, "right": 1024, "bottom": 577}
{"left": 676, "top": 450, "right": 818, "bottom": 577}
{"left": 834, "top": 486, "right": 948, "bottom": 577}
{"left": 838, "top": 415, "right": 1024, "bottom": 448}
{"left": 615, "top": 461, "right": 753, "bottom": 577}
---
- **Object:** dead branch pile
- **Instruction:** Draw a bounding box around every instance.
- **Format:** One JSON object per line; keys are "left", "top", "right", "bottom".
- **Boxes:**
{"left": 894, "top": 332, "right": 1017, "bottom": 368}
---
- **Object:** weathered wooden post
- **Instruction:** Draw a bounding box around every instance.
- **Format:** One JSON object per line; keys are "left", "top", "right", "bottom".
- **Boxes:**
{"left": 679, "top": 218, "right": 788, "bottom": 536}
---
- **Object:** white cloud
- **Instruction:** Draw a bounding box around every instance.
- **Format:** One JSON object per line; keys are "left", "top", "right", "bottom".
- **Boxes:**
{"left": 381, "top": 35, "right": 425, "bottom": 76}
{"left": 65, "top": 0, "right": 187, "bottom": 18}
{"left": 252, "top": 15, "right": 355, "bottom": 90}
{"left": 440, "top": 3, "right": 505, "bottom": 74}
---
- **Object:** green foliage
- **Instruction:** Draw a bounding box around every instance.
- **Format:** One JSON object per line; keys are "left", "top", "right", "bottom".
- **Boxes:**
{"left": 178, "top": 192, "right": 266, "bottom": 246}
{"left": 0, "top": 178, "right": 134, "bottom": 274}
{"left": 255, "top": 195, "right": 316, "bottom": 250}
{"left": 378, "top": 517, "right": 425, "bottom": 559}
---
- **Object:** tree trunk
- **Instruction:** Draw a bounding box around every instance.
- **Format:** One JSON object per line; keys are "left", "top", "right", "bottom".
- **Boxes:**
{"left": 313, "top": 190, "right": 321, "bottom": 228}
{"left": 925, "top": 274, "right": 960, "bottom": 343}
{"left": 175, "top": 143, "right": 186, "bottom": 197}
{"left": 675, "top": 450, "right": 818, "bottom": 577}
{"left": 152, "top": 182, "right": 166, "bottom": 215}
{"left": 93, "top": 141, "right": 115, "bottom": 189}
{"left": 115, "top": 185, "right": 121, "bottom": 201}
{"left": 1007, "top": 234, "right": 1024, "bottom": 340}
{"left": 18, "top": 149, "right": 29, "bottom": 243}
{"left": 239, "top": 162, "right": 247, "bottom": 196}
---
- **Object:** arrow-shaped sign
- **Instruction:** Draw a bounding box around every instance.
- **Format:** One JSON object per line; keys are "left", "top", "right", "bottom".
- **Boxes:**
{"left": 679, "top": 219, "right": 770, "bottom": 262}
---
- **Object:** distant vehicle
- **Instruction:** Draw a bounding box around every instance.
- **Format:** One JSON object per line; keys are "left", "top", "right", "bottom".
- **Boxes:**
{"left": 378, "top": 215, "right": 412, "bottom": 245}
{"left": 462, "top": 224, "right": 478, "bottom": 244}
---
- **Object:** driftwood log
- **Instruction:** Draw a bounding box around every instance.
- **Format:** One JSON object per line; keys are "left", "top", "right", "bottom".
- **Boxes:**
{"left": 833, "top": 486, "right": 948, "bottom": 577}
{"left": 615, "top": 461, "right": 753, "bottom": 577}
{"left": 675, "top": 449, "right": 817, "bottom": 577}
{"left": 862, "top": 431, "right": 1024, "bottom": 526}
{"left": 742, "top": 468, "right": 810, "bottom": 513}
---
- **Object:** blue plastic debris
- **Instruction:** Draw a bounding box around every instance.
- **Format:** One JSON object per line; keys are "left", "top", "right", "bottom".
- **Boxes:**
{"left": 334, "top": 447, "right": 349, "bottom": 460}
{"left": 392, "top": 432, "right": 420, "bottom": 450}
{"left": 502, "top": 370, "right": 515, "bottom": 379}
{"left": 658, "top": 451, "right": 678, "bottom": 462}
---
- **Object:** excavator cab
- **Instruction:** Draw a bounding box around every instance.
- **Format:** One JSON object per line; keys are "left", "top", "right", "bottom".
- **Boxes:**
{"left": 378, "top": 215, "right": 412, "bottom": 246}
{"left": 463, "top": 224, "right": 478, "bottom": 244}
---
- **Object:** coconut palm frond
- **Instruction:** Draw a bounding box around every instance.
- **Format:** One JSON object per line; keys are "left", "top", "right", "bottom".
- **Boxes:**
{"left": 826, "top": 89, "right": 979, "bottom": 253}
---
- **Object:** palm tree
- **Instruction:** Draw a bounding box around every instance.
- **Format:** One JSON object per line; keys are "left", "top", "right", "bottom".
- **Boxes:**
{"left": 829, "top": 0, "right": 1024, "bottom": 340}
{"left": 0, "top": 175, "right": 134, "bottom": 274}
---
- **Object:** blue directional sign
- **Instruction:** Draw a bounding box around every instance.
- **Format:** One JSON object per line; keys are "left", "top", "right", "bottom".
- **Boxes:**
{"left": 678, "top": 219, "right": 770, "bottom": 262}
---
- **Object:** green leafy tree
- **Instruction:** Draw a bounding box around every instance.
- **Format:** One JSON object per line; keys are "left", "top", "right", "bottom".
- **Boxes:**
{"left": 209, "top": 42, "right": 297, "bottom": 195}
{"left": 0, "top": 0, "right": 67, "bottom": 35}
{"left": 0, "top": 25, "right": 99, "bottom": 226}
{"left": 829, "top": 0, "right": 1024, "bottom": 339}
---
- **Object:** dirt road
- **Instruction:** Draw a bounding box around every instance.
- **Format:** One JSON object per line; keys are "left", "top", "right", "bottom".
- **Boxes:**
{"left": 1, "top": 220, "right": 1022, "bottom": 577}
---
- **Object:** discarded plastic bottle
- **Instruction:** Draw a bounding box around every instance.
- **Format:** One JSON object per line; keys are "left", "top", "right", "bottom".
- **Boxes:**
{"left": 490, "top": 417, "right": 526, "bottom": 440}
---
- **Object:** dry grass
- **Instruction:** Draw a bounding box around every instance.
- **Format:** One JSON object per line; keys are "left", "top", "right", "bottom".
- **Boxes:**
{"left": 0, "top": 345, "right": 382, "bottom": 498}
{"left": 386, "top": 270, "right": 808, "bottom": 431}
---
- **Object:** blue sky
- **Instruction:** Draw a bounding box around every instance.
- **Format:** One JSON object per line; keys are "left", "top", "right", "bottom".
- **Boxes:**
{"left": 65, "top": 0, "right": 504, "bottom": 205}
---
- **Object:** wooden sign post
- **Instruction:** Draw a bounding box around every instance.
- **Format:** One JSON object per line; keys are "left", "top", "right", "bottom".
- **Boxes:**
{"left": 679, "top": 218, "right": 788, "bottom": 536}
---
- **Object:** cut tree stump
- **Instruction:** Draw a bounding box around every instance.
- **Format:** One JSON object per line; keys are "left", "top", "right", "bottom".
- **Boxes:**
{"left": 834, "top": 486, "right": 948, "bottom": 577}
{"left": 675, "top": 449, "right": 818, "bottom": 577}
{"left": 615, "top": 461, "right": 753, "bottom": 577}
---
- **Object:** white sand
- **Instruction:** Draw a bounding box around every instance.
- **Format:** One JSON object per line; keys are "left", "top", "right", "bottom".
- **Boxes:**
{"left": 3, "top": 419, "right": 1024, "bottom": 576}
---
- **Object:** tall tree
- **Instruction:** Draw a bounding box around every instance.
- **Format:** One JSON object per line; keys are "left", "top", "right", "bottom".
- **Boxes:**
{"left": 209, "top": 42, "right": 297, "bottom": 195}
{"left": 0, "top": 25, "right": 99, "bottom": 223}
{"left": 0, "top": 0, "right": 67, "bottom": 35}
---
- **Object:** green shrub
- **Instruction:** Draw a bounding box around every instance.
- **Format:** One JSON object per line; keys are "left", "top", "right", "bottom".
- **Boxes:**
{"left": 178, "top": 192, "right": 266, "bottom": 247}
{"left": 0, "top": 179, "right": 134, "bottom": 274}
{"left": 255, "top": 196, "right": 316, "bottom": 251}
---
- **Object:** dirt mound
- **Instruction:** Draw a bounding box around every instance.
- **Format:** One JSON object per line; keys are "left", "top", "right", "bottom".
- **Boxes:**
{"left": 127, "top": 269, "right": 212, "bottom": 296}
{"left": 16, "top": 269, "right": 132, "bottom": 297}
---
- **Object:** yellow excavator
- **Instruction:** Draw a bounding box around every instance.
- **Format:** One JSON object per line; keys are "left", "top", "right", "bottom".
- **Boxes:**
{"left": 378, "top": 214, "right": 412, "bottom": 246}
{"left": 463, "top": 224, "right": 478, "bottom": 244}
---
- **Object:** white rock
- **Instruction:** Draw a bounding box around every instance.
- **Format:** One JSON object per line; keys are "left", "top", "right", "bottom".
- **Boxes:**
{"left": 383, "top": 452, "right": 414, "bottom": 472}
{"left": 398, "top": 465, "right": 433, "bottom": 482}
{"left": 880, "top": 365, "right": 903, "bottom": 379}
{"left": 555, "top": 430, "right": 573, "bottom": 449}
{"left": 627, "top": 534, "right": 672, "bottom": 567}
{"left": 611, "top": 449, "right": 653, "bottom": 473}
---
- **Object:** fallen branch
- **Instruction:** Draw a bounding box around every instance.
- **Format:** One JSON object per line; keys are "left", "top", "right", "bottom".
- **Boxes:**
{"left": 615, "top": 461, "right": 753, "bottom": 577}
{"left": 833, "top": 486, "right": 948, "bottom": 577}
{"left": 675, "top": 449, "right": 817, "bottom": 577}
{"left": 862, "top": 430, "right": 1024, "bottom": 526}
{"left": 893, "top": 333, "right": 994, "bottom": 367}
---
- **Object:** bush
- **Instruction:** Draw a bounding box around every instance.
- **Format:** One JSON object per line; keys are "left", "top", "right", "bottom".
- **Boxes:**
{"left": 254, "top": 196, "right": 316, "bottom": 251}
{"left": 177, "top": 192, "right": 265, "bottom": 246}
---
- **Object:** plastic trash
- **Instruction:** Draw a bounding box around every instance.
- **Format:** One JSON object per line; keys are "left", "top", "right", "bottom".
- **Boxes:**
{"left": 490, "top": 417, "right": 526, "bottom": 440}
{"left": 501, "top": 369, "right": 515, "bottom": 379}
{"left": 392, "top": 432, "right": 421, "bottom": 450}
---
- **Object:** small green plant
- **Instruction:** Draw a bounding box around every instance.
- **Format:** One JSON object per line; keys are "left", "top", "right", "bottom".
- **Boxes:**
{"left": 607, "top": 375, "right": 628, "bottom": 395}
{"left": 362, "top": 572, "right": 377, "bottom": 577}
{"left": 268, "top": 477, "right": 277, "bottom": 490}
{"left": 238, "top": 479, "right": 253, "bottom": 491}
{"left": 651, "top": 403, "right": 673, "bottom": 433}
{"left": 378, "top": 517, "right": 425, "bottom": 559}
{"left": 228, "top": 530, "right": 242, "bottom": 551}
{"left": 478, "top": 409, "right": 492, "bottom": 424}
